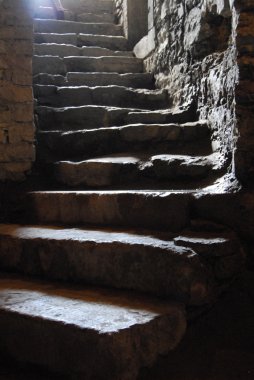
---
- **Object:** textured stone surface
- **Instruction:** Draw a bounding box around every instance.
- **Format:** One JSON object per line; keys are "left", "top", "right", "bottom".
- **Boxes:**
{"left": 26, "top": 190, "right": 191, "bottom": 232}
{"left": 53, "top": 153, "right": 217, "bottom": 187}
{"left": 0, "top": 276, "right": 186, "bottom": 380}
{"left": 34, "top": 84, "right": 167, "bottom": 109}
{"left": 0, "top": 0, "right": 35, "bottom": 181}
{"left": 0, "top": 224, "right": 213, "bottom": 304}
{"left": 34, "top": 19, "right": 122, "bottom": 36}
{"left": 37, "top": 122, "right": 211, "bottom": 161}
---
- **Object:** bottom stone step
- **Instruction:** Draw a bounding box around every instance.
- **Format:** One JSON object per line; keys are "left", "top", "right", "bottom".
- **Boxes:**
{"left": 0, "top": 276, "right": 186, "bottom": 380}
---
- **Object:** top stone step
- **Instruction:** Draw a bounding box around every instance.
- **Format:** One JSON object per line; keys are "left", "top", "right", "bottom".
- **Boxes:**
{"left": 61, "top": 0, "right": 114, "bottom": 14}
{"left": 34, "top": 19, "right": 122, "bottom": 37}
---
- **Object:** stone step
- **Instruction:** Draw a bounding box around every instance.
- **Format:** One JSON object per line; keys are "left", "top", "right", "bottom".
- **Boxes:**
{"left": 34, "top": 6, "right": 56, "bottom": 20}
{"left": 64, "top": 56, "right": 143, "bottom": 74}
{"left": 64, "top": 0, "right": 114, "bottom": 14}
{"left": 34, "top": 19, "right": 122, "bottom": 37}
{"left": 33, "top": 56, "right": 143, "bottom": 75}
{"left": 0, "top": 224, "right": 213, "bottom": 304}
{"left": 25, "top": 190, "right": 191, "bottom": 232}
{"left": 34, "top": 32, "right": 78, "bottom": 46}
{"left": 34, "top": 85, "right": 168, "bottom": 109}
{"left": 53, "top": 153, "right": 218, "bottom": 187}
{"left": 77, "top": 12, "right": 115, "bottom": 23}
{"left": 34, "top": 32, "right": 129, "bottom": 51}
{"left": 78, "top": 33, "right": 129, "bottom": 50}
{"left": 37, "top": 121, "right": 211, "bottom": 161}
{"left": 35, "top": 105, "right": 149, "bottom": 131}
{"left": 0, "top": 276, "right": 186, "bottom": 379}
{"left": 34, "top": 43, "right": 133, "bottom": 58}
{"left": 33, "top": 72, "right": 153, "bottom": 89}
{"left": 35, "top": 106, "right": 196, "bottom": 131}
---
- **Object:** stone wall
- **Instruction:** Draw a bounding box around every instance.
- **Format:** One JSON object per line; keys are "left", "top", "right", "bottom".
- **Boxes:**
{"left": 114, "top": 0, "right": 124, "bottom": 24}
{"left": 0, "top": 0, "right": 35, "bottom": 182}
{"left": 234, "top": 0, "right": 254, "bottom": 184}
{"left": 141, "top": 0, "right": 238, "bottom": 175}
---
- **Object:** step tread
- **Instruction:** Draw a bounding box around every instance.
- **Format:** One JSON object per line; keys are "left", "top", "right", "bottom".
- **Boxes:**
{"left": 53, "top": 153, "right": 218, "bottom": 187}
{"left": 0, "top": 275, "right": 186, "bottom": 379}
{"left": 34, "top": 19, "right": 123, "bottom": 37}
{"left": 34, "top": 43, "right": 133, "bottom": 57}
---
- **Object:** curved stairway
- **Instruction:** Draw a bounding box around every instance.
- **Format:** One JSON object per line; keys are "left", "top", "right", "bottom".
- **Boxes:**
{"left": 0, "top": 1, "right": 245, "bottom": 379}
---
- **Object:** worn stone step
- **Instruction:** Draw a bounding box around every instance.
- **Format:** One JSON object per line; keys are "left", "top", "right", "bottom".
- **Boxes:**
{"left": 35, "top": 105, "right": 148, "bottom": 131}
{"left": 77, "top": 12, "right": 115, "bottom": 23}
{"left": 34, "top": 19, "right": 122, "bottom": 37}
{"left": 66, "top": 72, "right": 153, "bottom": 87}
{"left": 64, "top": 56, "right": 143, "bottom": 73}
{"left": 34, "top": 6, "right": 56, "bottom": 19}
{"left": 78, "top": 33, "right": 128, "bottom": 50}
{"left": 34, "top": 43, "right": 133, "bottom": 58}
{"left": 25, "top": 190, "right": 191, "bottom": 232}
{"left": 37, "top": 121, "right": 211, "bottom": 160}
{"left": 63, "top": 0, "right": 114, "bottom": 14}
{"left": 34, "top": 85, "right": 167, "bottom": 109}
{"left": 33, "top": 55, "right": 143, "bottom": 75}
{"left": 34, "top": 32, "right": 78, "bottom": 45}
{"left": 34, "top": 43, "right": 81, "bottom": 57}
{"left": 53, "top": 153, "right": 217, "bottom": 187}
{"left": 35, "top": 106, "right": 195, "bottom": 131}
{"left": 0, "top": 276, "right": 186, "bottom": 380}
{"left": 33, "top": 55, "right": 67, "bottom": 76}
{"left": 33, "top": 72, "right": 153, "bottom": 89}
{"left": 0, "top": 224, "right": 213, "bottom": 304}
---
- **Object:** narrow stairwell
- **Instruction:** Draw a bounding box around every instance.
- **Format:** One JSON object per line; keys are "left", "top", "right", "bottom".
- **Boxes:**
{"left": 0, "top": 1, "right": 245, "bottom": 379}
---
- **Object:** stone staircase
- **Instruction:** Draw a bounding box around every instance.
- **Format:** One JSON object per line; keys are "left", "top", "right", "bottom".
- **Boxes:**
{"left": 0, "top": 1, "right": 245, "bottom": 379}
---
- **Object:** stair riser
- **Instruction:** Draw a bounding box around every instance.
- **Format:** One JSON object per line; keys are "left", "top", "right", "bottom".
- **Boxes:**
{"left": 78, "top": 34, "right": 128, "bottom": 50}
{"left": 54, "top": 160, "right": 212, "bottom": 187}
{"left": 34, "top": 33, "right": 78, "bottom": 46}
{"left": 63, "top": 0, "right": 114, "bottom": 14}
{"left": 34, "top": 7, "right": 56, "bottom": 19}
{"left": 77, "top": 13, "right": 115, "bottom": 23}
{"left": 34, "top": 86, "right": 167, "bottom": 110}
{"left": 34, "top": 44, "right": 133, "bottom": 58}
{"left": 33, "top": 56, "right": 143, "bottom": 75}
{"left": 66, "top": 72, "right": 153, "bottom": 88}
{"left": 25, "top": 191, "right": 191, "bottom": 232}
{"left": 35, "top": 105, "right": 136, "bottom": 131}
{"left": 34, "top": 19, "right": 122, "bottom": 37}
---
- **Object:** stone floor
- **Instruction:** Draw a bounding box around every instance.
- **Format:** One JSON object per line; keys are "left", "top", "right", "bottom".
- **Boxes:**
{"left": 0, "top": 271, "right": 253, "bottom": 380}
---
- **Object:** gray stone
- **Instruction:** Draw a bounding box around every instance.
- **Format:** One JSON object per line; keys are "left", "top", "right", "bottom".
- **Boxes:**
{"left": 63, "top": 56, "right": 144, "bottom": 74}
{"left": 78, "top": 33, "right": 128, "bottom": 50}
{"left": 26, "top": 190, "right": 191, "bottom": 232}
{"left": 34, "top": 43, "right": 81, "bottom": 58}
{"left": 34, "top": 33, "right": 78, "bottom": 45}
{"left": 34, "top": 19, "right": 122, "bottom": 36}
{"left": 33, "top": 55, "right": 67, "bottom": 76}
{"left": 77, "top": 12, "right": 115, "bottom": 23}
{"left": 80, "top": 46, "right": 133, "bottom": 57}
{"left": 66, "top": 72, "right": 154, "bottom": 88}
{"left": 0, "top": 276, "right": 186, "bottom": 380}
{"left": 62, "top": 0, "right": 114, "bottom": 14}
{"left": 53, "top": 153, "right": 216, "bottom": 187}
{"left": 0, "top": 224, "right": 212, "bottom": 304}
{"left": 37, "top": 122, "right": 211, "bottom": 160}
{"left": 34, "top": 85, "right": 168, "bottom": 109}
{"left": 35, "top": 105, "right": 144, "bottom": 131}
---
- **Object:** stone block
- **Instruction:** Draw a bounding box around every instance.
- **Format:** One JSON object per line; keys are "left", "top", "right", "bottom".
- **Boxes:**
{"left": 13, "top": 103, "right": 33, "bottom": 122}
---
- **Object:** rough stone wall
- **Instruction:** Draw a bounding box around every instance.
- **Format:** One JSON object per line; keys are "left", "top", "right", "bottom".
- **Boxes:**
{"left": 0, "top": 0, "right": 35, "bottom": 182}
{"left": 143, "top": 0, "right": 238, "bottom": 172}
{"left": 114, "top": 0, "right": 124, "bottom": 24}
{"left": 234, "top": 0, "right": 254, "bottom": 183}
